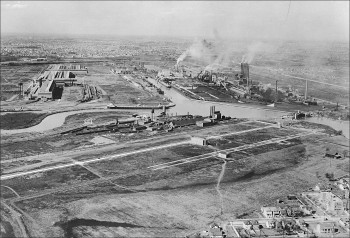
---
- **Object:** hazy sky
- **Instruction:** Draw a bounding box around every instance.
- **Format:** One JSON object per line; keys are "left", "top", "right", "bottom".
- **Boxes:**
{"left": 1, "top": 1, "right": 349, "bottom": 41}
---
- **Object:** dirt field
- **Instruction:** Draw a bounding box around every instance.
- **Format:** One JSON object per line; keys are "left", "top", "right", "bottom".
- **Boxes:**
{"left": 1, "top": 166, "right": 99, "bottom": 197}
{"left": 10, "top": 134, "right": 349, "bottom": 238}
{"left": 1, "top": 120, "right": 347, "bottom": 237}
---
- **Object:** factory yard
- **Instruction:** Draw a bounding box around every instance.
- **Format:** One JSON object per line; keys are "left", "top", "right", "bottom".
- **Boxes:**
{"left": 0, "top": 62, "right": 170, "bottom": 115}
{"left": 1, "top": 116, "right": 348, "bottom": 237}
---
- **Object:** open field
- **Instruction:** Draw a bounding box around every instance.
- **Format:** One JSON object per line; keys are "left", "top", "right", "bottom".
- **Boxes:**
{"left": 7, "top": 132, "right": 348, "bottom": 237}
{"left": 1, "top": 166, "right": 99, "bottom": 198}
{"left": 1, "top": 119, "right": 347, "bottom": 237}
{"left": 87, "top": 144, "right": 215, "bottom": 178}
{"left": 0, "top": 112, "right": 49, "bottom": 130}
{"left": 0, "top": 64, "right": 44, "bottom": 83}
{"left": 62, "top": 111, "right": 133, "bottom": 127}
{"left": 0, "top": 64, "right": 44, "bottom": 101}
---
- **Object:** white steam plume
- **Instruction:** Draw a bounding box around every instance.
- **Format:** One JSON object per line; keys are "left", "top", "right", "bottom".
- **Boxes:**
{"left": 176, "top": 50, "right": 189, "bottom": 65}
{"left": 176, "top": 39, "right": 213, "bottom": 66}
{"left": 241, "top": 41, "right": 264, "bottom": 63}
{"left": 204, "top": 29, "right": 236, "bottom": 71}
{"left": 204, "top": 42, "right": 236, "bottom": 71}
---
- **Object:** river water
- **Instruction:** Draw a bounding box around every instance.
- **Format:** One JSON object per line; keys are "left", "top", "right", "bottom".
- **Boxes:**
{"left": 1, "top": 78, "right": 349, "bottom": 139}
{"left": 307, "top": 116, "right": 349, "bottom": 139}
{"left": 148, "top": 78, "right": 287, "bottom": 119}
{"left": 0, "top": 109, "right": 118, "bottom": 135}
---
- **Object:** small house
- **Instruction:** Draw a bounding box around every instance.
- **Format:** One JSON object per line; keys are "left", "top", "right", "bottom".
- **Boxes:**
{"left": 191, "top": 137, "right": 208, "bottom": 146}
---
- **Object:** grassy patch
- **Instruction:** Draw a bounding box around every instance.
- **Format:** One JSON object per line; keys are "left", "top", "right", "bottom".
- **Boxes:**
{"left": 0, "top": 112, "right": 48, "bottom": 130}
{"left": 15, "top": 180, "right": 131, "bottom": 212}
{"left": 1, "top": 165, "right": 99, "bottom": 197}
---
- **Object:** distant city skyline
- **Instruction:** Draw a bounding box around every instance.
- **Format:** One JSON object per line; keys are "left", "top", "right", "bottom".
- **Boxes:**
{"left": 1, "top": 1, "right": 349, "bottom": 42}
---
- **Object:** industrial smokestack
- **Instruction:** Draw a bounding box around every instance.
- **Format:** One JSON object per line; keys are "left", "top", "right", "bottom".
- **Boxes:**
{"left": 210, "top": 106, "right": 216, "bottom": 117}
{"left": 151, "top": 108, "right": 154, "bottom": 121}
{"left": 305, "top": 79, "right": 308, "bottom": 100}
{"left": 18, "top": 83, "right": 23, "bottom": 98}
{"left": 162, "top": 105, "right": 166, "bottom": 114}
{"left": 275, "top": 80, "right": 278, "bottom": 102}
{"left": 241, "top": 63, "right": 249, "bottom": 87}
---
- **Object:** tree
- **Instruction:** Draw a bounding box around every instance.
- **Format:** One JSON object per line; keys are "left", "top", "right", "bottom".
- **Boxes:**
{"left": 325, "top": 172, "right": 334, "bottom": 180}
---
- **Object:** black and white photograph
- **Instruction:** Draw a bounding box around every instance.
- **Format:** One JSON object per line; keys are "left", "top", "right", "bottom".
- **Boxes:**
{"left": 0, "top": 1, "right": 349, "bottom": 237}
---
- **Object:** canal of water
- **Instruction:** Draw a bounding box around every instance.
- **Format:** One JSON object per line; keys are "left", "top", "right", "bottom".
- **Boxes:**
{"left": 1, "top": 79, "right": 349, "bottom": 139}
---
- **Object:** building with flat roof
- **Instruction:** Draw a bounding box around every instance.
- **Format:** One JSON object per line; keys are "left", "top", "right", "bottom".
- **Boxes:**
{"left": 46, "top": 64, "right": 88, "bottom": 74}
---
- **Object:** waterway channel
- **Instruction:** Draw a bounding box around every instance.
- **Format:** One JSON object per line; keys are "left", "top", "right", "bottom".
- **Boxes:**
{"left": 1, "top": 78, "right": 349, "bottom": 139}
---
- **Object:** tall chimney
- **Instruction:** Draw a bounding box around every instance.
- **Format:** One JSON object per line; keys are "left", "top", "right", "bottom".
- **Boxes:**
{"left": 275, "top": 80, "right": 278, "bottom": 102}
{"left": 18, "top": 83, "right": 23, "bottom": 98}
{"left": 304, "top": 80, "right": 308, "bottom": 100}
{"left": 151, "top": 108, "right": 154, "bottom": 121}
{"left": 241, "top": 63, "right": 249, "bottom": 87}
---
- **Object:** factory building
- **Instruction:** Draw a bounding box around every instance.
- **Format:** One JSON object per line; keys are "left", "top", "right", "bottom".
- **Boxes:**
{"left": 30, "top": 64, "right": 82, "bottom": 100}
{"left": 196, "top": 119, "right": 214, "bottom": 127}
{"left": 191, "top": 137, "right": 208, "bottom": 146}
{"left": 37, "top": 80, "right": 55, "bottom": 100}
{"left": 209, "top": 106, "right": 222, "bottom": 120}
{"left": 46, "top": 64, "right": 88, "bottom": 74}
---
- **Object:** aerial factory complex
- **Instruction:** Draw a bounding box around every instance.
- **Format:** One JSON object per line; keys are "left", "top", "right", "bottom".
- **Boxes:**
{"left": 1, "top": 2, "right": 349, "bottom": 238}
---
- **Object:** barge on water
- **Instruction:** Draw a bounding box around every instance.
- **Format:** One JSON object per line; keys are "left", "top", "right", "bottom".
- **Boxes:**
{"left": 106, "top": 103, "right": 175, "bottom": 110}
